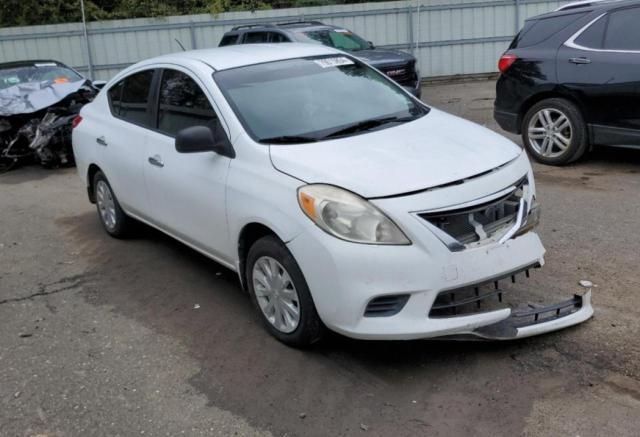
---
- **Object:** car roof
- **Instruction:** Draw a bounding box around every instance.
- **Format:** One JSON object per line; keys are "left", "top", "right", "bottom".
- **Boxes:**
{"left": 534, "top": 0, "right": 637, "bottom": 19}
{"left": 131, "top": 43, "right": 341, "bottom": 72}
{"left": 229, "top": 20, "right": 334, "bottom": 32}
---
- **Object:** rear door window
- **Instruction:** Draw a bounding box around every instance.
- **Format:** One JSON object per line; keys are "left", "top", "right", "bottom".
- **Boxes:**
{"left": 603, "top": 7, "right": 640, "bottom": 50}
{"left": 118, "top": 70, "right": 154, "bottom": 127}
{"left": 269, "top": 32, "right": 289, "bottom": 43}
{"left": 219, "top": 34, "right": 239, "bottom": 46}
{"left": 156, "top": 69, "right": 219, "bottom": 137}
{"left": 244, "top": 32, "right": 270, "bottom": 43}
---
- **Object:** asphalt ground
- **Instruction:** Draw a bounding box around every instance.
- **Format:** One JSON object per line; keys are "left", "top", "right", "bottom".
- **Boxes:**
{"left": 1, "top": 79, "right": 639, "bottom": 436}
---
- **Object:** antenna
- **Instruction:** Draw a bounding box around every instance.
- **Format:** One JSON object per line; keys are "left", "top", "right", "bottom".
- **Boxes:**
{"left": 175, "top": 39, "right": 187, "bottom": 52}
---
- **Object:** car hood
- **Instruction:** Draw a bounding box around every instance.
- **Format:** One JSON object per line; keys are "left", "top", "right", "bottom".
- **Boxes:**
{"left": 352, "top": 49, "right": 415, "bottom": 67}
{"left": 269, "top": 108, "right": 522, "bottom": 198}
{"left": 0, "top": 79, "right": 88, "bottom": 116}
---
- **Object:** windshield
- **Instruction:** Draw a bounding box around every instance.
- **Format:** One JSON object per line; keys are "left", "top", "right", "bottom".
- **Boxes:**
{"left": 0, "top": 63, "right": 83, "bottom": 90}
{"left": 298, "top": 29, "right": 371, "bottom": 51}
{"left": 214, "top": 56, "right": 428, "bottom": 143}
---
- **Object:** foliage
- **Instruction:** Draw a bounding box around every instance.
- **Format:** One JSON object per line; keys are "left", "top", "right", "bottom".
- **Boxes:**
{"left": 0, "top": 0, "right": 383, "bottom": 27}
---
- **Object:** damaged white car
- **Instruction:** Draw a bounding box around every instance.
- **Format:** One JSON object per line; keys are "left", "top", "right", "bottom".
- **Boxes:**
{"left": 0, "top": 60, "right": 100, "bottom": 173}
{"left": 72, "top": 44, "right": 593, "bottom": 347}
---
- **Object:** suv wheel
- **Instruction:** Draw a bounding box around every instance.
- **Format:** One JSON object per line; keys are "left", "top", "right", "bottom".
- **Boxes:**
{"left": 246, "top": 235, "right": 324, "bottom": 347}
{"left": 522, "top": 98, "right": 588, "bottom": 165}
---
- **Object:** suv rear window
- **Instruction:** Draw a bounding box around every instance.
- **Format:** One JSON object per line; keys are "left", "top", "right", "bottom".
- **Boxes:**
{"left": 510, "top": 13, "right": 587, "bottom": 48}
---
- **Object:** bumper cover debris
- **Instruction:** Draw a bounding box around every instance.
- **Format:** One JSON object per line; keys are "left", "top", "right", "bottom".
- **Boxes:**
{"left": 432, "top": 265, "right": 594, "bottom": 340}
{"left": 471, "top": 290, "right": 593, "bottom": 340}
{"left": 0, "top": 79, "right": 97, "bottom": 172}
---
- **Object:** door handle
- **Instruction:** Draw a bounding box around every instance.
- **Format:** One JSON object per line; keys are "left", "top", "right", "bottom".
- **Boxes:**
{"left": 148, "top": 155, "right": 164, "bottom": 168}
{"left": 96, "top": 136, "right": 108, "bottom": 146}
{"left": 569, "top": 57, "right": 591, "bottom": 64}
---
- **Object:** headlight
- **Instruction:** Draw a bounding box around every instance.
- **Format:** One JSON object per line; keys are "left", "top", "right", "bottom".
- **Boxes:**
{"left": 297, "top": 184, "right": 411, "bottom": 245}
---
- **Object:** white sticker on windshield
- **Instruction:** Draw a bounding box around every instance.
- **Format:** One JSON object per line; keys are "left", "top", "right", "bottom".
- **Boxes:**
{"left": 34, "top": 62, "right": 58, "bottom": 67}
{"left": 334, "top": 29, "right": 351, "bottom": 34}
{"left": 314, "top": 57, "right": 354, "bottom": 68}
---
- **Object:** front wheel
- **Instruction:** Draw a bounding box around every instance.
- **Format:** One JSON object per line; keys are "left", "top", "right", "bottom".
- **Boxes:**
{"left": 246, "top": 235, "right": 324, "bottom": 347}
{"left": 522, "top": 98, "right": 588, "bottom": 165}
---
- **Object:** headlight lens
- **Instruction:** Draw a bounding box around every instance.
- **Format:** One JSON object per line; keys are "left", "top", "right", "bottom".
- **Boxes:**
{"left": 297, "top": 184, "right": 411, "bottom": 245}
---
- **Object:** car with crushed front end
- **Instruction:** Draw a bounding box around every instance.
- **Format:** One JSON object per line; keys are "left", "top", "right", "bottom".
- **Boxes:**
{"left": 494, "top": 0, "right": 640, "bottom": 165}
{"left": 0, "top": 60, "right": 103, "bottom": 172}
{"left": 218, "top": 21, "right": 422, "bottom": 98}
{"left": 72, "top": 44, "right": 593, "bottom": 347}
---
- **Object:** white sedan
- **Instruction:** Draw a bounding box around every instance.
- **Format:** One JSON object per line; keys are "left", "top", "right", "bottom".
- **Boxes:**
{"left": 72, "top": 43, "right": 593, "bottom": 347}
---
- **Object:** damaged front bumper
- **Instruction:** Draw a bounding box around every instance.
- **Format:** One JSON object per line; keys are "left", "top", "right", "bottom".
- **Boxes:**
{"left": 472, "top": 290, "right": 593, "bottom": 340}
{"left": 434, "top": 278, "right": 593, "bottom": 341}
{"left": 288, "top": 227, "right": 594, "bottom": 341}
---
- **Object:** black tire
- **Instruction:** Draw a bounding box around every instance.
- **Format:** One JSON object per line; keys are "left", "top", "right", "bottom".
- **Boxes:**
{"left": 521, "top": 98, "right": 588, "bottom": 165}
{"left": 246, "top": 235, "right": 325, "bottom": 347}
{"left": 93, "top": 171, "right": 133, "bottom": 238}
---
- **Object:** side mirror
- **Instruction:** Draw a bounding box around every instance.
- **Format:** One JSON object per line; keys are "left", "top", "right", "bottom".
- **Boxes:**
{"left": 92, "top": 80, "right": 107, "bottom": 90}
{"left": 367, "top": 41, "right": 375, "bottom": 49}
{"left": 175, "top": 125, "right": 235, "bottom": 158}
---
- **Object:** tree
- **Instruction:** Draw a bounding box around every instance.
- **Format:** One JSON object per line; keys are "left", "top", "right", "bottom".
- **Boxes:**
{"left": 0, "top": 0, "right": 380, "bottom": 27}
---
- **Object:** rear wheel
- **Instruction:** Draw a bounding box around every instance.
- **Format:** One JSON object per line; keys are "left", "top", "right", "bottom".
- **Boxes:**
{"left": 93, "top": 171, "right": 133, "bottom": 238}
{"left": 522, "top": 98, "right": 588, "bottom": 165}
{"left": 246, "top": 235, "right": 324, "bottom": 347}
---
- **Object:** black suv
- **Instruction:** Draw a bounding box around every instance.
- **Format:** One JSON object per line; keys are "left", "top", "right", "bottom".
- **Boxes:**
{"left": 494, "top": 0, "right": 640, "bottom": 165}
{"left": 219, "top": 21, "right": 421, "bottom": 98}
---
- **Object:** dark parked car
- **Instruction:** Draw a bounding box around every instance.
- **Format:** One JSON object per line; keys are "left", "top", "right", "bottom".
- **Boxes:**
{"left": 219, "top": 21, "right": 421, "bottom": 98}
{"left": 494, "top": 0, "right": 640, "bottom": 165}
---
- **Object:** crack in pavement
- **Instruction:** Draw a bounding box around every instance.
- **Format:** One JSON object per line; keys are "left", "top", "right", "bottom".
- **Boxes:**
{"left": 0, "top": 274, "right": 92, "bottom": 305}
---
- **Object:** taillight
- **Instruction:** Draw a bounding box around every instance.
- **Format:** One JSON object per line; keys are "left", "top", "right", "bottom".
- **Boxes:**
{"left": 72, "top": 115, "right": 83, "bottom": 129}
{"left": 498, "top": 54, "right": 518, "bottom": 74}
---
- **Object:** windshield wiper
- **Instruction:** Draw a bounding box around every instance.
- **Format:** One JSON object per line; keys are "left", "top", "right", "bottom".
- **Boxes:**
{"left": 321, "top": 115, "right": 418, "bottom": 140}
{"left": 259, "top": 135, "right": 318, "bottom": 144}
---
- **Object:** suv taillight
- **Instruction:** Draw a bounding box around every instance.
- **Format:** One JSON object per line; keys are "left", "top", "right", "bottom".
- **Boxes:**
{"left": 498, "top": 54, "right": 518, "bottom": 74}
{"left": 72, "top": 115, "right": 83, "bottom": 129}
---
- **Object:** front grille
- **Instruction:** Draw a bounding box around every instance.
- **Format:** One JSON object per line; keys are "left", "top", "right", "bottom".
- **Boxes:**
{"left": 379, "top": 62, "right": 417, "bottom": 86}
{"left": 364, "top": 294, "right": 410, "bottom": 317}
{"left": 419, "top": 177, "right": 528, "bottom": 247}
{"left": 429, "top": 263, "right": 540, "bottom": 318}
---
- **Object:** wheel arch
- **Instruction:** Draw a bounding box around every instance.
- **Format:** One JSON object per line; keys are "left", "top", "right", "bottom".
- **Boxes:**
{"left": 237, "top": 222, "right": 282, "bottom": 292}
{"left": 517, "top": 90, "right": 585, "bottom": 134}
{"left": 86, "top": 163, "right": 102, "bottom": 203}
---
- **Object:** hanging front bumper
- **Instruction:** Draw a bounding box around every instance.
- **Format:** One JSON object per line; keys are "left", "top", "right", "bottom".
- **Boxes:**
{"left": 470, "top": 290, "right": 593, "bottom": 340}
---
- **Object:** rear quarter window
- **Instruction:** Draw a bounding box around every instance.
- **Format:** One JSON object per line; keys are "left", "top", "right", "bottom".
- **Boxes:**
{"left": 219, "top": 34, "right": 239, "bottom": 46}
{"left": 575, "top": 14, "right": 607, "bottom": 49}
{"left": 108, "top": 81, "right": 124, "bottom": 115}
{"left": 510, "top": 13, "right": 587, "bottom": 48}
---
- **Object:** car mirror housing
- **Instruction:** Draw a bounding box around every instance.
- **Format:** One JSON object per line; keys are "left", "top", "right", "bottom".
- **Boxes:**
{"left": 91, "top": 80, "right": 107, "bottom": 89}
{"left": 175, "top": 124, "right": 235, "bottom": 158}
{"left": 368, "top": 41, "right": 375, "bottom": 49}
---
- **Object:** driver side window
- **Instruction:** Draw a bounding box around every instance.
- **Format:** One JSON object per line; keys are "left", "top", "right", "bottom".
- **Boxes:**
{"left": 157, "top": 69, "right": 219, "bottom": 137}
